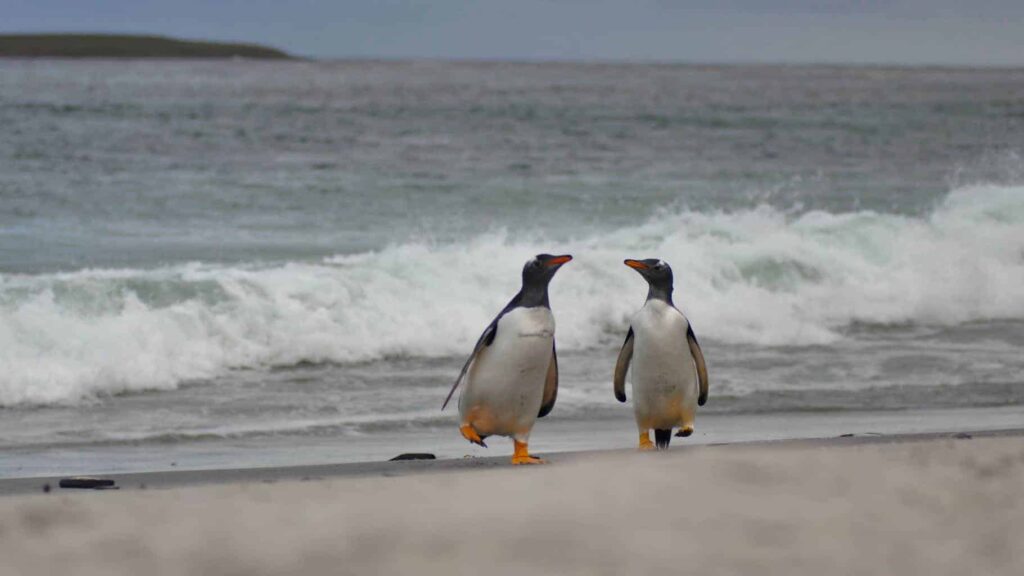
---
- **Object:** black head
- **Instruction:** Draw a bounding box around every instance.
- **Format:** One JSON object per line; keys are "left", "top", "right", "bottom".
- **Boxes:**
{"left": 523, "top": 253, "right": 573, "bottom": 287}
{"left": 518, "top": 253, "right": 572, "bottom": 307}
{"left": 624, "top": 258, "right": 674, "bottom": 303}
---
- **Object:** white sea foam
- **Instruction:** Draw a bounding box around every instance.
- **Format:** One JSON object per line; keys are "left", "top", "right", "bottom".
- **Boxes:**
{"left": 2, "top": 183, "right": 1022, "bottom": 405}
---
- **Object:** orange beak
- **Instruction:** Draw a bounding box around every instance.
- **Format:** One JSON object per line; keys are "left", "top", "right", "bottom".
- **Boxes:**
{"left": 546, "top": 255, "right": 573, "bottom": 267}
{"left": 624, "top": 259, "right": 648, "bottom": 270}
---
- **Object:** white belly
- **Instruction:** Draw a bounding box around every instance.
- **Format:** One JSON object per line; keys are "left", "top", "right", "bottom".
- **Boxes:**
{"left": 630, "top": 300, "right": 698, "bottom": 429}
{"left": 459, "top": 306, "right": 554, "bottom": 440}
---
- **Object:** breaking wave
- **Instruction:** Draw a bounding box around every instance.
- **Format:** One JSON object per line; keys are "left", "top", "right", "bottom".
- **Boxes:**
{"left": 2, "top": 183, "right": 1022, "bottom": 405}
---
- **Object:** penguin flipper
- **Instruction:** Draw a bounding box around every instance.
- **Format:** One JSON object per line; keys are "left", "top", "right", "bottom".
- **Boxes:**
{"left": 443, "top": 294, "right": 524, "bottom": 410}
{"left": 442, "top": 323, "right": 497, "bottom": 410}
{"left": 613, "top": 328, "right": 634, "bottom": 402}
{"left": 538, "top": 343, "right": 558, "bottom": 418}
{"left": 687, "top": 324, "right": 709, "bottom": 406}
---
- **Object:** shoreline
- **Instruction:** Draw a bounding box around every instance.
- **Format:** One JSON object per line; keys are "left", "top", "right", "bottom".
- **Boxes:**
{"left": 3, "top": 425, "right": 1021, "bottom": 497}
{"left": 1, "top": 428, "right": 1022, "bottom": 574}
{"left": 5, "top": 403, "right": 1024, "bottom": 483}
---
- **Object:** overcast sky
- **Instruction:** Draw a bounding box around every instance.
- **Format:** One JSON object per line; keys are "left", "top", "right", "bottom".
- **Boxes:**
{"left": 4, "top": 0, "right": 1024, "bottom": 65}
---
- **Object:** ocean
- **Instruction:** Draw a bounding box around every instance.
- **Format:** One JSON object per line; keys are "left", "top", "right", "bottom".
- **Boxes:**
{"left": 1, "top": 60, "right": 1022, "bottom": 476}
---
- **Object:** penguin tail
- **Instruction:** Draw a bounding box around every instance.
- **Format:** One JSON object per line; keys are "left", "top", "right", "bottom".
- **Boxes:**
{"left": 654, "top": 429, "right": 672, "bottom": 450}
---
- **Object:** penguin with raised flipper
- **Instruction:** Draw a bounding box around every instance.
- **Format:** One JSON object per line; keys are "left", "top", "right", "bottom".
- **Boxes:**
{"left": 615, "top": 258, "right": 709, "bottom": 450}
{"left": 443, "top": 254, "right": 572, "bottom": 464}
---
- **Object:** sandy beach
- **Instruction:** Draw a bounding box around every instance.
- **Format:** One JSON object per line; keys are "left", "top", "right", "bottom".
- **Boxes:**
{"left": 1, "top": 430, "right": 1022, "bottom": 575}
{"left": 2, "top": 54, "right": 1023, "bottom": 576}
{"left": 2, "top": 61, "right": 1023, "bottom": 576}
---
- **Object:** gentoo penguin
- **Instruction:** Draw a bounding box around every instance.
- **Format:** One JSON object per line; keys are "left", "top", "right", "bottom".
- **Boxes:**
{"left": 614, "top": 258, "right": 709, "bottom": 450}
{"left": 442, "top": 253, "right": 572, "bottom": 464}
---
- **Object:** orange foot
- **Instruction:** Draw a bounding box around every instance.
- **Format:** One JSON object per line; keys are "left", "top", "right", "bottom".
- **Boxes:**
{"left": 675, "top": 425, "right": 694, "bottom": 438}
{"left": 638, "top": 432, "right": 655, "bottom": 451}
{"left": 512, "top": 440, "right": 545, "bottom": 465}
{"left": 460, "top": 424, "right": 487, "bottom": 447}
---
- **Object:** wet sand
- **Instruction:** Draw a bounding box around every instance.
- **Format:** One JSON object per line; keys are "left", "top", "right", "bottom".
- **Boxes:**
{"left": 6, "top": 404, "right": 1024, "bottom": 481}
{"left": 1, "top": 428, "right": 1022, "bottom": 575}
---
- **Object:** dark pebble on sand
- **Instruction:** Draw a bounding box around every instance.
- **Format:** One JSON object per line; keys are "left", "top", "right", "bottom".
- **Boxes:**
{"left": 58, "top": 477, "right": 116, "bottom": 489}
{"left": 390, "top": 453, "right": 437, "bottom": 461}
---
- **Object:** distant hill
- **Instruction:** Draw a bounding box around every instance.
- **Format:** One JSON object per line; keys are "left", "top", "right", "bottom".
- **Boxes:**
{"left": 0, "top": 34, "right": 293, "bottom": 59}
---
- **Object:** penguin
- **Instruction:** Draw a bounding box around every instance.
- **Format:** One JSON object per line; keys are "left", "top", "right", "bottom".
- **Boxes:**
{"left": 614, "top": 258, "right": 709, "bottom": 451}
{"left": 442, "top": 253, "right": 573, "bottom": 464}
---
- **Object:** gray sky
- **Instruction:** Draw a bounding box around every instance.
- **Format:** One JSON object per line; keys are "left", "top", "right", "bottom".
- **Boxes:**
{"left": 4, "top": 0, "right": 1024, "bottom": 65}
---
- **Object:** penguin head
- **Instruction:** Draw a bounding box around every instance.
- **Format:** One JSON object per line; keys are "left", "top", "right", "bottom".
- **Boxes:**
{"left": 624, "top": 258, "right": 674, "bottom": 302}
{"left": 522, "top": 253, "right": 573, "bottom": 288}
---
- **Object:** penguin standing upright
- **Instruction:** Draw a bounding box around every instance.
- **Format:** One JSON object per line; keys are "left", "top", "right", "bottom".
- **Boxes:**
{"left": 614, "top": 258, "right": 709, "bottom": 450}
{"left": 443, "top": 253, "right": 572, "bottom": 464}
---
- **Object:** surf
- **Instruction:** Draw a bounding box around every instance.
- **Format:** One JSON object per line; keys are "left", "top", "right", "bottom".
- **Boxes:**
{"left": 1, "top": 182, "right": 1022, "bottom": 406}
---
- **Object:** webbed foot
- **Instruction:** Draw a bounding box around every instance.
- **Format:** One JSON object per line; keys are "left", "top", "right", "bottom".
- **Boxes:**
{"left": 638, "top": 431, "right": 655, "bottom": 451}
{"left": 460, "top": 424, "right": 487, "bottom": 447}
{"left": 512, "top": 440, "right": 545, "bottom": 464}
